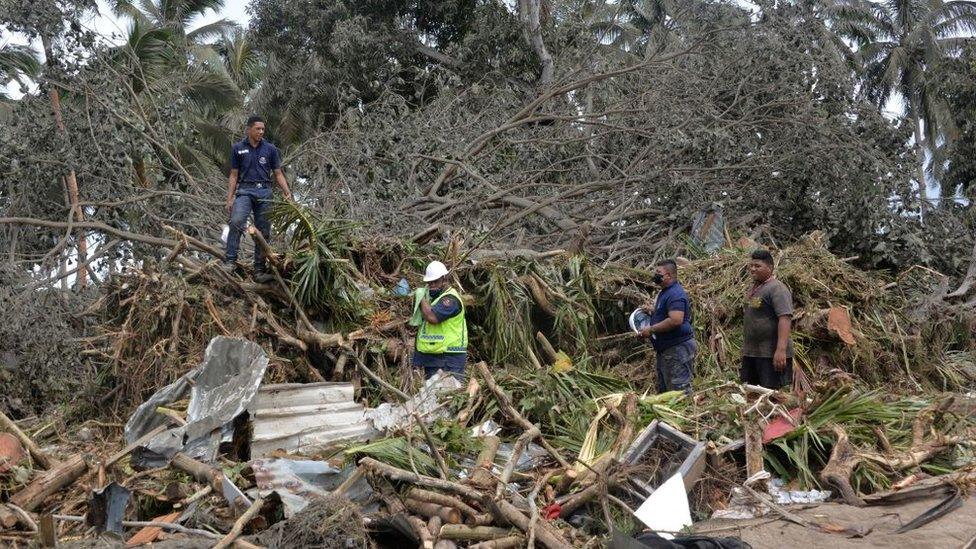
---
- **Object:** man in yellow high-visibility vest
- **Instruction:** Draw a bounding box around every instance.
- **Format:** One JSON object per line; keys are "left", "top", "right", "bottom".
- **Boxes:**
{"left": 412, "top": 261, "right": 467, "bottom": 379}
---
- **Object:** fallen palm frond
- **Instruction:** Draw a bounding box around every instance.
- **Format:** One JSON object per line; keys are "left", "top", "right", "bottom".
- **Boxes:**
{"left": 272, "top": 200, "right": 367, "bottom": 323}
{"left": 766, "top": 388, "right": 929, "bottom": 492}
{"left": 344, "top": 437, "right": 438, "bottom": 477}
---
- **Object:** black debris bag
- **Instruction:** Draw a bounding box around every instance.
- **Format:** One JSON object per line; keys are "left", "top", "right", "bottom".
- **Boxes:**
{"left": 611, "top": 528, "right": 753, "bottom": 549}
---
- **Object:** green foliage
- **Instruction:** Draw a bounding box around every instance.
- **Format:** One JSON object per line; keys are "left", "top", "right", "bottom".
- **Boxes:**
{"left": 430, "top": 418, "right": 483, "bottom": 456}
{"left": 501, "top": 364, "right": 631, "bottom": 444}
{"left": 344, "top": 436, "right": 438, "bottom": 476}
{"left": 839, "top": 0, "right": 976, "bottom": 178}
{"left": 936, "top": 46, "right": 976, "bottom": 199}
{"left": 247, "top": 0, "right": 533, "bottom": 143}
{"left": 766, "top": 388, "right": 925, "bottom": 491}
{"left": 272, "top": 201, "right": 366, "bottom": 323}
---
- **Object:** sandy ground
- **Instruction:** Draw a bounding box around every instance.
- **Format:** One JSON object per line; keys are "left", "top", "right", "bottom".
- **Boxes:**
{"left": 693, "top": 495, "right": 976, "bottom": 548}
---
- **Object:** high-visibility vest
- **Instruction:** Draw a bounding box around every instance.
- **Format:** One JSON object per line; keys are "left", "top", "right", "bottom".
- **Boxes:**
{"left": 416, "top": 287, "right": 468, "bottom": 354}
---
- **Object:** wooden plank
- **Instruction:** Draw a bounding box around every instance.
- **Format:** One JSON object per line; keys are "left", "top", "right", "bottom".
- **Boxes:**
{"left": 37, "top": 514, "right": 56, "bottom": 547}
{"left": 125, "top": 511, "right": 180, "bottom": 547}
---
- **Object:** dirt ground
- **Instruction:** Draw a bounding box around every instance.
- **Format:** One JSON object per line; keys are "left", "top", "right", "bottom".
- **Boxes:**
{"left": 693, "top": 495, "right": 976, "bottom": 548}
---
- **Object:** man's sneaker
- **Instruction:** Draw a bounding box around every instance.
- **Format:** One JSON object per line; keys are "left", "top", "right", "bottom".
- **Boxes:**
{"left": 254, "top": 270, "right": 274, "bottom": 284}
{"left": 221, "top": 262, "right": 238, "bottom": 276}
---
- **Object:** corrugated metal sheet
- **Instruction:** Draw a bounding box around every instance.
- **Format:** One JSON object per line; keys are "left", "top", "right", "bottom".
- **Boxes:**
{"left": 250, "top": 382, "right": 378, "bottom": 457}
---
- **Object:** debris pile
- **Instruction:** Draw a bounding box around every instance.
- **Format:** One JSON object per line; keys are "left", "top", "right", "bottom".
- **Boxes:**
{"left": 1, "top": 218, "right": 975, "bottom": 547}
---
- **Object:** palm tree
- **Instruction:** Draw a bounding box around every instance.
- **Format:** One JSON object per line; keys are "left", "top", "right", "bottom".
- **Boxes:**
{"left": 112, "top": 0, "right": 237, "bottom": 43}
{"left": 0, "top": 44, "right": 40, "bottom": 119}
{"left": 585, "top": 0, "right": 672, "bottom": 55}
{"left": 109, "top": 0, "right": 246, "bottom": 180}
{"left": 850, "top": 0, "right": 976, "bottom": 205}
{"left": 190, "top": 28, "right": 266, "bottom": 168}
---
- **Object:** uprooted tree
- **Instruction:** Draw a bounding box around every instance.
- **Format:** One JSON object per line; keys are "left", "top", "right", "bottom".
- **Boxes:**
{"left": 1, "top": 0, "right": 976, "bottom": 411}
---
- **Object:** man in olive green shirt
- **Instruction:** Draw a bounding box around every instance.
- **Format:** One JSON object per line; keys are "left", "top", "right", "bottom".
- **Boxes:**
{"left": 741, "top": 249, "right": 793, "bottom": 389}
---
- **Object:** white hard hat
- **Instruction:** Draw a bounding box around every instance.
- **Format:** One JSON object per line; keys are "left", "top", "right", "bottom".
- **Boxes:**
{"left": 423, "top": 260, "right": 449, "bottom": 282}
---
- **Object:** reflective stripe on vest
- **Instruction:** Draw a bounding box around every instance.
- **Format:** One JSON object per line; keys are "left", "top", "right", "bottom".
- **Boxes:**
{"left": 416, "top": 287, "right": 467, "bottom": 354}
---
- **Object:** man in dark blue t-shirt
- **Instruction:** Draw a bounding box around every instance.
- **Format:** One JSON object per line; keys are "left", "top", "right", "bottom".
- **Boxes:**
{"left": 637, "top": 259, "right": 697, "bottom": 395}
{"left": 223, "top": 115, "right": 292, "bottom": 282}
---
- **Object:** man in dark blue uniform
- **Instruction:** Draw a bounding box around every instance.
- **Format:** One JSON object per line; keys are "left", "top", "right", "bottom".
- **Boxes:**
{"left": 637, "top": 259, "right": 697, "bottom": 395}
{"left": 223, "top": 116, "right": 292, "bottom": 282}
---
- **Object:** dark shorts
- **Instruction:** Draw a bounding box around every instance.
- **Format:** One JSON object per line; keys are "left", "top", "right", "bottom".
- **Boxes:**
{"left": 413, "top": 351, "right": 466, "bottom": 380}
{"left": 741, "top": 356, "right": 793, "bottom": 390}
{"left": 656, "top": 339, "right": 696, "bottom": 395}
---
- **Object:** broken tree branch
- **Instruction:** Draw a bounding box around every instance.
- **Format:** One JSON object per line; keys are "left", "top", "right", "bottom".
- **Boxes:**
{"left": 496, "top": 426, "right": 541, "bottom": 499}
{"left": 0, "top": 217, "right": 224, "bottom": 259}
{"left": 475, "top": 362, "right": 572, "bottom": 469}
{"left": 359, "top": 457, "right": 485, "bottom": 502}
{"left": 407, "top": 514, "right": 435, "bottom": 549}
{"left": 413, "top": 412, "right": 450, "bottom": 480}
{"left": 213, "top": 496, "right": 265, "bottom": 549}
{"left": 492, "top": 499, "right": 572, "bottom": 549}
{"left": 470, "top": 536, "right": 525, "bottom": 549}
{"left": 355, "top": 355, "right": 411, "bottom": 402}
{"left": 404, "top": 498, "right": 463, "bottom": 525}
{"left": 11, "top": 454, "right": 88, "bottom": 512}
{"left": 469, "top": 435, "right": 501, "bottom": 489}
{"left": 438, "top": 525, "right": 514, "bottom": 542}
{"left": 54, "top": 514, "right": 223, "bottom": 540}
{"left": 407, "top": 488, "right": 481, "bottom": 521}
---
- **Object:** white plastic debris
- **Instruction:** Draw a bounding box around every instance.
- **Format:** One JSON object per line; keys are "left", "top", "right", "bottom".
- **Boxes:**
{"left": 633, "top": 472, "right": 693, "bottom": 539}
{"left": 711, "top": 475, "right": 831, "bottom": 520}
{"left": 769, "top": 478, "right": 831, "bottom": 505}
{"left": 471, "top": 419, "right": 502, "bottom": 437}
{"left": 366, "top": 371, "right": 463, "bottom": 432}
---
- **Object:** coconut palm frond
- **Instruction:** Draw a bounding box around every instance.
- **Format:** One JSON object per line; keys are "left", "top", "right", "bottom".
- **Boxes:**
{"left": 187, "top": 18, "right": 239, "bottom": 42}
{"left": 0, "top": 44, "right": 41, "bottom": 83}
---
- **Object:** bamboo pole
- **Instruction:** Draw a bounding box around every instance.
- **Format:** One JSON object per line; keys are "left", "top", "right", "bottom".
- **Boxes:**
{"left": 407, "top": 488, "right": 481, "bottom": 521}
{"left": 438, "top": 525, "right": 514, "bottom": 542}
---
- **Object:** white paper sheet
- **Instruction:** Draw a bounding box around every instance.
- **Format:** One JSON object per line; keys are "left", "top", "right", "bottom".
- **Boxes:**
{"left": 632, "top": 472, "right": 692, "bottom": 540}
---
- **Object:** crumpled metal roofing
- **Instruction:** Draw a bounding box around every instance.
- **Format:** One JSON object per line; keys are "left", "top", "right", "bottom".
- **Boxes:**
{"left": 250, "top": 382, "right": 378, "bottom": 457}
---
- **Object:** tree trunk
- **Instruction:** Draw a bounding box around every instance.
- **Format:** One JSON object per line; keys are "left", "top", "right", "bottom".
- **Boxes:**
{"left": 439, "top": 525, "right": 514, "bottom": 542}
{"left": 518, "top": 0, "right": 555, "bottom": 87}
{"left": 913, "top": 112, "right": 930, "bottom": 215}
{"left": 42, "top": 35, "right": 86, "bottom": 288}
{"left": 10, "top": 454, "right": 88, "bottom": 511}
{"left": 947, "top": 237, "right": 976, "bottom": 298}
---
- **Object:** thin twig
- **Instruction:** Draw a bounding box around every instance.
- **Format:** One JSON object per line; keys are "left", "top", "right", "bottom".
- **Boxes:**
{"left": 413, "top": 412, "right": 450, "bottom": 480}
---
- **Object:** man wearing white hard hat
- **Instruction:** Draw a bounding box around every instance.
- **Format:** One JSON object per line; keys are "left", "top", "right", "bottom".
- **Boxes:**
{"left": 412, "top": 260, "right": 468, "bottom": 379}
